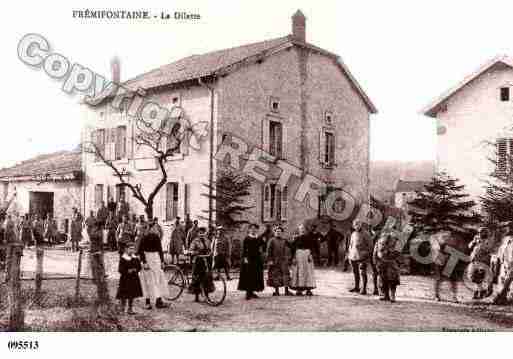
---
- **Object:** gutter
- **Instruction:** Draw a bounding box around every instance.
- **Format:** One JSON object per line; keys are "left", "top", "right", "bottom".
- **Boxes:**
{"left": 198, "top": 76, "right": 216, "bottom": 228}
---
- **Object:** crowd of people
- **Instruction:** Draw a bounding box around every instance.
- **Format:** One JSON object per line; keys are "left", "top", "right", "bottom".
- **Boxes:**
{"left": 3, "top": 196, "right": 513, "bottom": 314}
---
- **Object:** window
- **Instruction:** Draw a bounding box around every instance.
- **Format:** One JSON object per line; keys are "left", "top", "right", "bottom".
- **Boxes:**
{"left": 325, "top": 111, "right": 333, "bottom": 125}
{"left": 115, "top": 185, "right": 126, "bottom": 202}
{"left": 325, "top": 132, "right": 335, "bottom": 166}
{"left": 92, "top": 129, "right": 106, "bottom": 162}
{"left": 269, "top": 121, "right": 283, "bottom": 157}
{"left": 166, "top": 182, "right": 179, "bottom": 221}
{"left": 94, "top": 184, "right": 104, "bottom": 208}
{"left": 500, "top": 87, "right": 510, "bottom": 102}
{"left": 262, "top": 183, "right": 287, "bottom": 222}
{"left": 270, "top": 96, "right": 280, "bottom": 113}
{"left": 165, "top": 119, "right": 181, "bottom": 154}
{"left": 115, "top": 125, "right": 127, "bottom": 160}
{"left": 171, "top": 93, "right": 181, "bottom": 106}
{"left": 496, "top": 137, "right": 513, "bottom": 178}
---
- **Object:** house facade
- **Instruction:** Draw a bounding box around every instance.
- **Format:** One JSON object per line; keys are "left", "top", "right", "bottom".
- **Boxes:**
{"left": 82, "top": 10, "right": 377, "bottom": 237}
{"left": 422, "top": 55, "right": 513, "bottom": 207}
{"left": 0, "top": 150, "right": 83, "bottom": 232}
{"left": 394, "top": 179, "right": 428, "bottom": 209}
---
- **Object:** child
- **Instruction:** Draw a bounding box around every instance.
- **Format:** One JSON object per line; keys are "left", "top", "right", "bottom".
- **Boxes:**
{"left": 117, "top": 243, "right": 143, "bottom": 314}
{"left": 373, "top": 234, "right": 401, "bottom": 302}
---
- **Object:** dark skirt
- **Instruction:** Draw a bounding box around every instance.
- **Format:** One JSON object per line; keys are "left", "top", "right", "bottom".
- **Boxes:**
{"left": 238, "top": 258, "right": 264, "bottom": 292}
{"left": 189, "top": 257, "right": 215, "bottom": 294}
{"left": 116, "top": 273, "right": 143, "bottom": 299}
{"left": 214, "top": 254, "right": 229, "bottom": 269}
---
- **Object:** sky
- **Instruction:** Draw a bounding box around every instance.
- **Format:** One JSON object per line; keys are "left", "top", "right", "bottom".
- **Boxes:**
{"left": 3, "top": 0, "right": 513, "bottom": 169}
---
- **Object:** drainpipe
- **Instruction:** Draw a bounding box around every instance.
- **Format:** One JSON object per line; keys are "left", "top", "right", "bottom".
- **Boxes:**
{"left": 198, "top": 76, "right": 215, "bottom": 228}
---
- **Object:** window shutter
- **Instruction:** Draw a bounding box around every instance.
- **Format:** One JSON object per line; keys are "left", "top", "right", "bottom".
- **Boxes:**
{"left": 262, "top": 118, "right": 270, "bottom": 153}
{"left": 115, "top": 126, "right": 127, "bottom": 160}
{"left": 166, "top": 183, "right": 172, "bottom": 221}
{"left": 281, "top": 124, "right": 287, "bottom": 159}
{"left": 332, "top": 133, "right": 337, "bottom": 166}
{"left": 91, "top": 130, "right": 99, "bottom": 162}
{"left": 281, "top": 186, "right": 288, "bottom": 221}
{"left": 173, "top": 183, "right": 179, "bottom": 219}
{"left": 180, "top": 128, "right": 190, "bottom": 156}
{"left": 262, "top": 184, "right": 271, "bottom": 222}
{"left": 497, "top": 138, "right": 508, "bottom": 176}
{"left": 319, "top": 129, "right": 326, "bottom": 165}
{"left": 276, "top": 123, "right": 283, "bottom": 158}
{"left": 183, "top": 183, "right": 190, "bottom": 216}
{"left": 275, "top": 186, "right": 282, "bottom": 221}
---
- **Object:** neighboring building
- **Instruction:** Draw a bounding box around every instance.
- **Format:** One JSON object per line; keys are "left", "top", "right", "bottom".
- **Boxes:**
{"left": 0, "top": 150, "right": 83, "bottom": 232}
{"left": 394, "top": 179, "right": 428, "bottom": 209}
{"left": 82, "top": 10, "right": 377, "bottom": 237}
{"left": 422, "top": 55, "right": 513, "bottom": 206}
{"left": 370, "top": 160, "right": 435, "bottom": 204}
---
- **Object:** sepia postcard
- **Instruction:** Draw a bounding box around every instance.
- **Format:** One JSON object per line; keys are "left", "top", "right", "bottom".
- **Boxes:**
{"left": 1, "top": 0, "right": 513, "bottom": 356}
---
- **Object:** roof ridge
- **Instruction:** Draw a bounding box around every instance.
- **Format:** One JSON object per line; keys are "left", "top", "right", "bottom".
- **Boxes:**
{"left": 123, "top": 35, "right": 290, "bottom": 87}
{"left": 421, "top": 54, "right": 513, "bottom": 117}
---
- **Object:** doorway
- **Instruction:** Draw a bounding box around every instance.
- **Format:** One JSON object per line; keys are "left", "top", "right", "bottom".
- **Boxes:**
{"left": 29, "top": 191, "right": 54, "bottom": 219}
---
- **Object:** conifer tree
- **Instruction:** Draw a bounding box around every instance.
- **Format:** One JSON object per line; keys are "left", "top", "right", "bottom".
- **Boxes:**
{"left": 407, "top": 172, "right": 481, "bottom": 238}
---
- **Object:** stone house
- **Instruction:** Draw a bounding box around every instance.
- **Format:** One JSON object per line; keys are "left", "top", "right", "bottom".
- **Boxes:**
{"left": 422, "top": 55, "right": 513, "bottom": 207}
{"left": 82, "top": 10, "right": 377, "bottom": 238}
{"left": 394, "top": 179, "right": 428, "bottom": 209}
{"left": 0, "top": 150, "right": 82, "bottom": 232}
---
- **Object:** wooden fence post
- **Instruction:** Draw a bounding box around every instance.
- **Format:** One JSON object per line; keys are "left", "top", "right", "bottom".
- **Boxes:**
{"left": 90, "top": 251, "right": 110, "bottom": 304}
{"left": 35, "top": 247, "right": 44, "bottom": 302}
{"left": 75, "top": 249, "right": 83, "bottom": 301}
{"left": 7, "top": 243, "right": 24, "bottom": 331}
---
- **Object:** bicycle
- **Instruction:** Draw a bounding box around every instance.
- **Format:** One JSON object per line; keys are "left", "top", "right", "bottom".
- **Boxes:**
{"left": 163, "top": 253, "right": 227, "bottom": 306}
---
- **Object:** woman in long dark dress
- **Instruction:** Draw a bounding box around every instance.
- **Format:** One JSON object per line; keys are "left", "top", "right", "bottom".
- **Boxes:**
{"left": 238, "top": 223, "right": 265, "bottom": 300}
{"left": 116, "top": 243, "right": 143, "bottom": 314}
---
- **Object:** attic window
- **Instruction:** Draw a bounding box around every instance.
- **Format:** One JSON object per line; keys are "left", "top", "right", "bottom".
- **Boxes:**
{"left": 325, "top": 111, "right": 333, "bottom": 125}
{"left": 500, "top": 87, "right": 510, "bottom": 102}
{"left": 171, "top": 93, "right": 181, "bottom": 106}
{"left": 270, "top": 97, "right": 280, "bottom": 113}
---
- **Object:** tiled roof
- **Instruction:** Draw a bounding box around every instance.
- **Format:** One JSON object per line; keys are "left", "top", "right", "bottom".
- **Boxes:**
{"left": 0, "top": 150, "right": 82, "bottom": 182}
{"left": 395, "top": 179, "right": 428, "bottom": 193}
{"left": 421, "top": 55, "right": 513, "bottom": 117}
{"left": 90, "top": 35, "right": 377, "bottom": 113}
{"left": 123, "top": 36, "right": 292, "bottom": 91}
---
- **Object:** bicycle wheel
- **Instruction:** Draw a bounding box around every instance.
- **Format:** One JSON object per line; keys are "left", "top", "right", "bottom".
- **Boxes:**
{"left": 204, "top": 275, "right": 227, "bottom": 306}
{"left": 164, "top": 265, "right": 186, "bottom": 301}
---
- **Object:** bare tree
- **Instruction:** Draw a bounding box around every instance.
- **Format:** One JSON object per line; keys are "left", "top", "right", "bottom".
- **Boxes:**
{"left": 83, "top": 111, "right": 187, "bottom": 220}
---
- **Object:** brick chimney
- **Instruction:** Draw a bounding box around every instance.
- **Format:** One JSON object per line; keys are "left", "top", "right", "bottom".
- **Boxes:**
{"left": 111, "top": 56, "right": 120, "bottom": 84}
{"left": 291, "top": 10, "right": 306, "bottom": 42}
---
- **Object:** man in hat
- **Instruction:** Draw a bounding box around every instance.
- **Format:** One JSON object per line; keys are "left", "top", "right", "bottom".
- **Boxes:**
{"left": 211, "top": 225, "right": 232, "bottom": 280}
{"left": 468, "top": 227, "right": 493, "bottom": 299}
{"left": 494, "top": 222, "right": 513, "bottom": 304}
{"left": 347, "top": 219, "right": 373, "bottom": 295}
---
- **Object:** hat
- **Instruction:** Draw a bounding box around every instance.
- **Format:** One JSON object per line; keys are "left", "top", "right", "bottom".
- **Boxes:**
{"left": 198, "top": 226, "right": 207, "bottom": 233}
{"left": 216, "top": 225, "right": 224, "bottom": 230}
{"left": 248, "top": 223, "right": 259, "bottom": 230}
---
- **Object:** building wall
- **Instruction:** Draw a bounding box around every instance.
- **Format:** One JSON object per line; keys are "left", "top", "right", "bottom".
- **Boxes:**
{"left": 435, "top": 63, "right": 513, "bottom": 205}
{"left": 82, "top": 84, "right": 213, "bottom": 240}
{"left": 3, "top": 181, "right": 81, "bottom": 231}
{"left": 216, "top": 47, "right": 371, "bottom": 235}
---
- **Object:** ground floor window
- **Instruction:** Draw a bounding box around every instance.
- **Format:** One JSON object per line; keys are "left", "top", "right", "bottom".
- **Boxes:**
{"left": 263, "top": 183, "right": 288, "bottom": 222}
{"left": 166, "top": 182, "right": 179, "bottom": 221}
{"left": 94, "top": 184, "right": 104, "bottom": 208}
